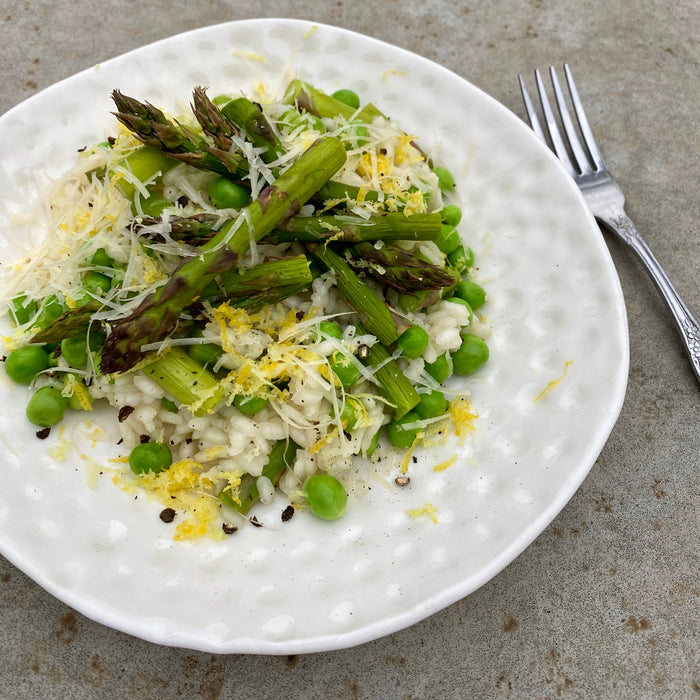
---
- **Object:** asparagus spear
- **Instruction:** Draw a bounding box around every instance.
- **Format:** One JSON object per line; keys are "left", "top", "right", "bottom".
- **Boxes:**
{"left": 111, "top": 90, "right": 247, "bottom": 178}
{"left": 359, "top": 336, "right": 420, "bottom": 419}
{"left": 270, "top": 212, "right": 441, "bottom": 243}
{"left": 220, "top": 97, "right": 281, "bottom": 163}
{"left": 132, "top": 211, "right": 440, "bottom": 246}
{"left": 282, "top": 79, "right": 384, "bottom": 123}
{"left": 218, "top": 439, "right": 299, "bottom": 515}
{"left": 350, "top": 241, "right": 459, "bottom": 293}
{"left": 198, "top": 256, "right": 313, "bottom": 302}
{"left": 305, "top": 242, "right": 398, "bottom": 346}
{"left": 140, "top": 347, "right": 223, "bottom": 416}
{"left": 100, "top": 137, "right": 347, "bottom": 374}
{"left": 30, "top": 299, "right": 103, "bottom": 344}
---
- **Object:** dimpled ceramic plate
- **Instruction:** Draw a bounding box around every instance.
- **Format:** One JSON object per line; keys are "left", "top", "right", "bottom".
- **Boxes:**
{"left": 0, "top": 19, "right": 628, "bottom": 653}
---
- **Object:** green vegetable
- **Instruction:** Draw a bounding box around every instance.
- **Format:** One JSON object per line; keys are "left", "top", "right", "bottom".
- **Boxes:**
{"left": 339, "top": 395, "right": 363, "bottom": 430}
{"left": 331, "top": 89, "right": 361, "bottom": 109}
{"left": 396, "top": 325, "right": 430, "bottom": 360}
{"left": 112, "top": 91, "right": 246, "bottom": 179}
{"left": 33, "top": 295, "right": 65, "bottom": 329}
{"left": 9, "top": 294, "right": 38, "bottom": 326}
{"left": 387, "top": 411, "right": 421, "bottom": 448}
{"left": 452, "top": 334, "right": 489, "bottom": 375}
{"left": 318, "top": 320, "right": 342, "bottom": 339}
{"left": 128, "top": 442, "right": 173, "bottom": 475}
{"left": 111, "top": 145, "right": 177, "bottom": 199}
{"left": 187, "top": 341, "right": 224, "bottom": 369}
{"left": 304, "top": 473, "right": 348, "bottom": 520}
{"left": 328, "top": 351, "right": 362, "bottom": 388}
{"left": 218, "top": 440, "right": 299, "bottom": 515}
{"left": 447, "top": 245, "right": 471, "bottom": 273}
{"left": 425, "top": 353, "right": 453, "bottom": 383}
{"left": 133, "top": 190, "right": 170, "bottom": 217}
{"left": 26, "top": 386, "right": 66, "bottom": 427}
{"left": 140, "top": 347, "right": 224, "bottom": 416}
{"left": 283, "top": 79, "right": 383, "bottom": 123}
{"left": 218, "top": 95, "right": 282, "bottom": 163}
{"left": 306, "top": 243, "right": 398, "bottom": 346}
{"left": 454, "top": 279, "right": 487, "bottom": 309}
{"left": 83, "top": 271, "right": 112, "bottom": 296}
{"left": 233, "top": 394, "right": 268, "bottom": 415}
{"left": 89, "top": 248, "right": 116, "bottom": 268}
{"left": 441, "top": 204, "right": 462, "bottom": 226}
{"left": 270, "top": 212, "right": 442, "bottom": 244}
{"left": 397, "top": 290, "right": 432, "bottom": 313}
{"left": 208, "top": 177, "right": 250, "bottom": 209}
{"left": 100, "top": 136, "right": 347, "bottom": 373}
{"left": 359, "top": 337, "right": 419, "bottom": 419}
{"left": 415, "top": 390, "right": 448, "bottom": 419}
{"left": 434, "top": 166, "right": 455, "bottom": 192}
{"left": 437, "top": 224, "right": 461, "bottom": 255}
{"left": 61, "top": 335, "right": 89, "bottom": 369}
{"left": 4, "top": 345, "right": 50, "bottom": 384}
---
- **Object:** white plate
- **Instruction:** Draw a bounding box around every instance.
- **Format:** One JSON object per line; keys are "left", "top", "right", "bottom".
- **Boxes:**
{"left": 0, "top": 19, "right": 628, "bottom": 654}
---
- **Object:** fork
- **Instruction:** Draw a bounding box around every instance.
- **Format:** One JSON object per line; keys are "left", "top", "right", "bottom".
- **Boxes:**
{"left": 518, "top": 64, "right": 700, "bottom": 385}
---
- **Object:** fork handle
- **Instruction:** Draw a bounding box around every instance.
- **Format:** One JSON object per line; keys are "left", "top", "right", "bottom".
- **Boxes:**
{"left": 599, "top": 212, "right": 700, "bottom": 384}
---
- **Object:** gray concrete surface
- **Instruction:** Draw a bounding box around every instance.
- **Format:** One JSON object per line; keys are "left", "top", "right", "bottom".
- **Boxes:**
{"left": 1, "top": 1, "right": 698, "bottom": 698}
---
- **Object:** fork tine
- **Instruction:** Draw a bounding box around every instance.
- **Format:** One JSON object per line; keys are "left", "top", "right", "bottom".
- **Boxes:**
{"left": 518, "top": 74, "right": 547, "bottom": 145}
{"left": 549, "top": 66, "right": 592, "bottom": 175}
{"left": 533, "top": 69, "right": 576, "bottom": 176}
{"left": 563, "top": 63, "right": 605, "bottom": 170}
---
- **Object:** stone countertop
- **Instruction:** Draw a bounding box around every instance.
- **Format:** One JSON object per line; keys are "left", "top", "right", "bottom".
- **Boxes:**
{"left": 1, "top": 1, "right": 698, "bottom": 698}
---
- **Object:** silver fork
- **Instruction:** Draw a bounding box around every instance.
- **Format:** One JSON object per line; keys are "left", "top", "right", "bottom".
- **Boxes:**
{"left": 518, "top": 64, "right": 700, "bottom": 385}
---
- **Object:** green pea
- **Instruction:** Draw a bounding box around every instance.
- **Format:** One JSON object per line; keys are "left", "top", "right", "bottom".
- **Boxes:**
{"left": 454, "top": 279, "right": 487, "bottom": 310}
{"left": 34, "top": 295, "right": 65, "bottom": 329}
{"left": 446, "top": 297, "right": 473, "bottom": 324}
{"left": 26, "top": 386, "right": 67, "bottom": 427}
{"left": 187, "top": 342, "right": 223, "bottom": 369}
{"left": 437, "top": 224, "right": 461, "bottom": 255}
{"left": 339, "top": 396, "right": 363, "bottom": 430}
{"left": 441, "top": 204, "right": 462, "bottom": 227}
{"left": 345, "top": 121, "right": 369, "bottom": 149}
{"left": 133, "top": 190, "right": 170, "bottom": 217}
{"left": 89, "top": 248, "right": 116, "bottom": 268}
{"left": 396, "top": 325, "right": 429, "bottom": 360}
{"left": 447, "top": 245, "right": 471, "bottom": 274}
{"left": 318, "top": 320, "right": 342, "bottom": 339}
{"left": 64, "top": 375, "right": 92, "bottom": 411}
{"left": 387, "top": 411, "right": 421, "bottom": 449}
{"left": 304, "top": 473, "right": 348, "bottom": 520}
{"left": 9, "top": 294, "right": 38, "bottom": 326}
{"left": 83, "top": 271, "right": 112, "bottom": 296}
{"left": 331, "top": 89, "right": 361, "bottom": 109}
{"left": 128, "top": 442, "right": 173, "bottom": 475}
{"left": 452, "top": 334, "right": 489, "bottom": 376}
{"left": 208, "top": 177, "right": 250, "bottom": 209}
{"left": 434, "top": 166, "right": 455, "bottom": 192}
{"left": 328, "top": 351, "right": 362, "bottom": 388}
{"left": 425, "top": 353, "right": 453, "bottom": 384}
{"left": 397, "top": 290, "right": 431, "bottom": 313}
{"left": 61, "top": 335, "right": 89, "bottom": 369}
{"left": 4, "top": 345, "right": 50, "bottom": 384}
{"left": 113, "top": 146, "right": 176, "bottom": 199}
{"left": 233, "top": 394, "right": 269, "bottom": 415}
{"left": 415, "top": 390, "right": 448, "bottom": 419}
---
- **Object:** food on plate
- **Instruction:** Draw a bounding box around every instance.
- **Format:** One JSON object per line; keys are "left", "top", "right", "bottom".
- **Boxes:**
{"left": 0, "top": 78, "right": 489, "bottom": 539}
